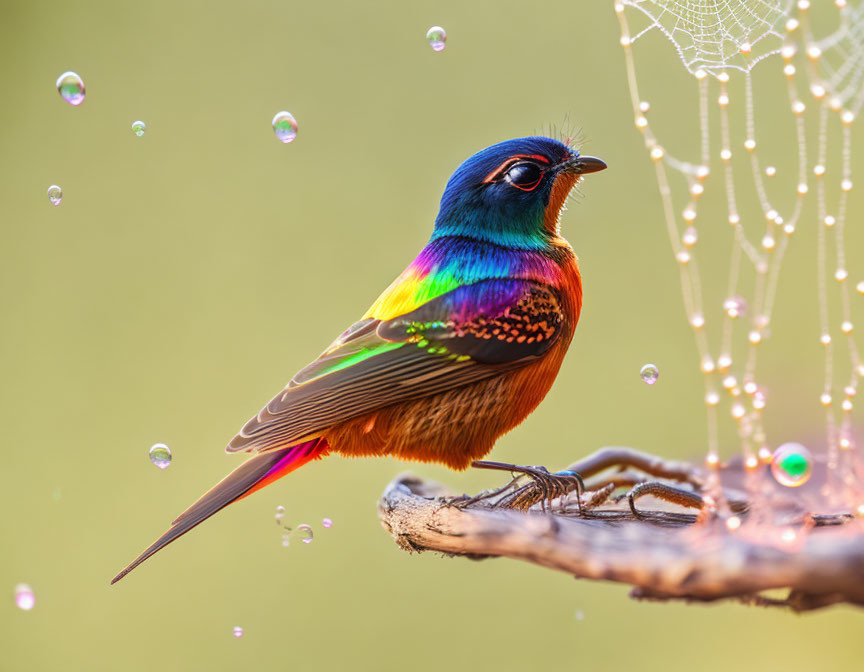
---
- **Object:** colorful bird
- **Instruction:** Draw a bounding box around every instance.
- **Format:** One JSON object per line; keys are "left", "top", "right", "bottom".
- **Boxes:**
{"left": 111, "top": 136, "right": 606, "bottom": 583}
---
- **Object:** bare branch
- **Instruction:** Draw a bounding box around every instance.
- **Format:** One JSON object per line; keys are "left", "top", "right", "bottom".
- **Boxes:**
{"left": 377, "top": 460, "right": 864, "bottom": 612}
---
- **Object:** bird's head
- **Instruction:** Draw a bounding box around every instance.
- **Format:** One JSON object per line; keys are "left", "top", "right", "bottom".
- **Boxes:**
{"left": 433, "top": 136, "right": 606, "bottom": 248}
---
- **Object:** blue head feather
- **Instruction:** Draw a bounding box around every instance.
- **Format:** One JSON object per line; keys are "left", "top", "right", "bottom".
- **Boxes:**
{"left": 432, "top": 136, "right": 576, "bottom": 249}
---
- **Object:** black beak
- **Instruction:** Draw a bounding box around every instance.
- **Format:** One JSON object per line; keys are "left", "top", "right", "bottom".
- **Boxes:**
{"left": 567, "top": 154, "right": 607, "bottom": 175}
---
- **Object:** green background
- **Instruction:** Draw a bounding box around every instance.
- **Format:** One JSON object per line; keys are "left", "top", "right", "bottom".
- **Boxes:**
{"left": 2, "top": 1, "right": 863, "bottom": 670}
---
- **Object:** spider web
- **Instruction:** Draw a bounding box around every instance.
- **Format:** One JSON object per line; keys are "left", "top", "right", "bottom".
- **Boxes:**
{"left": 616, "top": 0, "right": 864, "bottom": 516}
{"left": 817, "top": 2, "right": 864, "bottom": 113}
{"left": 624, "top": 0, "right": 789, "bottom": 72}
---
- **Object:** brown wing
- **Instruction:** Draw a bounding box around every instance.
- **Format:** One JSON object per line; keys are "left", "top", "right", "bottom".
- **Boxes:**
{"left": 226, "top": 279, "right": 564, "bottom": 454}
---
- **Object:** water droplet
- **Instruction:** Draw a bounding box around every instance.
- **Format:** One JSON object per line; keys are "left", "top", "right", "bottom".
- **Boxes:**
{"left": 47, "top": 185, "right": 62, "bottom": 206}
{"left": 272, "top": 111, "right": 297, "bottom": 143}
{"left": 56, "top": 71, "right": 85, "bottom": 106}
{"left": 321, "top": 517, "right": 333, "bottom": 528}
{"left": 770, "top": 442, "right": 813, "bottom": 487}
{"left": 275, "top": 505, "right": 286, "bottom": 524}
{"left": 723, "top": 296, "right": 748, "bottom": 318}
{"left": 232, "top": 626, "right": 244, "bottom": 638}
{"left": 131, "top": 120, "right": 146, "bottom": 137}
{"left": 148, "top": 443, "right": 172, "bottom": 470}
{"left": 14, "top": 583, "right": 35, "bottom": 611}
{"left": 779, "top": 527, "right": 798, "bottom": 544}
{"left": 295, "top": 523, "right": 313, "bottom": 544}
{"left": 426, "top": 26, "right": 447, "bottom": 52}
{"left": 640, "top": 363, "right": 659, "bottom": 385}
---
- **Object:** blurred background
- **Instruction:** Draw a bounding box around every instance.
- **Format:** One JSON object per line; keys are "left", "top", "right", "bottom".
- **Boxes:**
{"left": 2, "top": 1, "right": 863, "bottom": 670}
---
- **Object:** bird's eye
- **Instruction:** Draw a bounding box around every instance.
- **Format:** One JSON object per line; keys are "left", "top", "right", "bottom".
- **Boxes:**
{"left": 503, "top": 162, "right": 543, "bottom": 191}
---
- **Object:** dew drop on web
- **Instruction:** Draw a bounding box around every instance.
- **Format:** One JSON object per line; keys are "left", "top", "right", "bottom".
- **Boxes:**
{"left": 723, "top": 296, "right": 748, "bottom": 318}
{"left": 682, "top": 226, "right": 698, "bottom": 246}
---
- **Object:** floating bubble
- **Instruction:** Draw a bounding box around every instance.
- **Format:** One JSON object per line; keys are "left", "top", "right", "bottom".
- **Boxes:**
{"left": 14, "top": 583, "right": 35, "bottom": 611}
{"left": 426, "top": 26, "right": 447, "bottom": 52}
{"left": 281, "top": 533, "right": 291, "bottom": 547}
{"left": 770, "top": 442, "right": 813, "bottom": 487}
{"left": 321, "top": 517, "right": 333, "bottom": 528}
{"left": 295, "top": 524, "right": 313, "bottom": 544}
{"left": 148, "top": 443, "right": 172, "bottom": 470}
{"left": 640, "top": 363, "right": 659, "bottom": 385}
{"left": 131, "top": 120, "right": 146, "bottom": 137}
{"left": 47, "top": 185, "right": 62, "bottom": 206}
{"left": 272, "top": 111, "right": 298, "bottom": 144}
{"left": 232, "top": 626, "right": 244, "bottom": 639}
{"left": 275, "top": 505, "right": 286, "bottom": 525}
{"left": 574, "top": 609, "right": 585, "bottom": 621}
{"left": 723, "top": 296, "right": 748, "bottom": 318}
{"left": 56, "top": 71, "right": 85, "bottom": 106}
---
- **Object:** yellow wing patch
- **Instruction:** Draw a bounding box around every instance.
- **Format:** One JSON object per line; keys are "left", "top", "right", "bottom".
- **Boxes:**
{"left": 362, "top": 267, "right": 461, "bottom": 322}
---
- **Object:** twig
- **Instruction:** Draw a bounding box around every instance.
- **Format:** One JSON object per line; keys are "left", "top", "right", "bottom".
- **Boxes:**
{"left": 377, "top": 451, "right": 864, "bottom": 612}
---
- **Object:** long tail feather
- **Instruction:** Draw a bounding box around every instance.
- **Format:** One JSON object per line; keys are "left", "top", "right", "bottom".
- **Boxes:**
{"left": 110, "top": 439, "right": 328, "bottom": 584}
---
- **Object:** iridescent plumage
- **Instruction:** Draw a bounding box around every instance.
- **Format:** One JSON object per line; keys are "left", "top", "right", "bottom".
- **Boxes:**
{"left": 111, "top": 136, "right": 606, "bottom": 583}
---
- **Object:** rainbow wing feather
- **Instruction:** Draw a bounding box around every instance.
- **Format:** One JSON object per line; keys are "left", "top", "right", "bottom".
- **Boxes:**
{"left": 226, "top": 275, "right": 564, "bottom": 454}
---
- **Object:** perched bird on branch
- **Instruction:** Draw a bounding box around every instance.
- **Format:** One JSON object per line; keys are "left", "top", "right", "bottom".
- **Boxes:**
{"left": 111, "top": 136, "right": 606, "bottom": 584}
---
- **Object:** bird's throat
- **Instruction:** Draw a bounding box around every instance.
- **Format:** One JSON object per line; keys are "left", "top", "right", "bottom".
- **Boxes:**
{"left": 544, "top": 172, "right": 579, "bottom": 236}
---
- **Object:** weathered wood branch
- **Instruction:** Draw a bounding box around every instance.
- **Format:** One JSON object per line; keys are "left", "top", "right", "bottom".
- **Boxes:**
{"left": 377, "top": 456, "right": 864, "bottom": 612}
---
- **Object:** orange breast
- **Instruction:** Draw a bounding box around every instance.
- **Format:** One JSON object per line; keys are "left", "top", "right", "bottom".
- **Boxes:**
{"left": 325, "top": 253, "right": 583, "bottom": 469}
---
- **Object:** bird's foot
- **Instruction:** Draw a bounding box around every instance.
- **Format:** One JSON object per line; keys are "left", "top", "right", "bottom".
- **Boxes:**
{"left": 447, "top": 473, "right": 524, "bottom": 510}
{"left": 620, "top": 481, "right": 705, "bottom": 518}
{"left": 470, "top": 461, "right": 585, "bottom": 512}
{"left": 614, "top": 480, "right": 753, "bottom": 520}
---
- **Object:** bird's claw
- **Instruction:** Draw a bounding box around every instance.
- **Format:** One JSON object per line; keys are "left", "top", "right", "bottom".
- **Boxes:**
{"left": 469, "top": 461, "right": 585, "bottom": 512}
